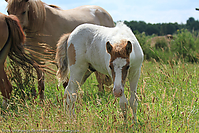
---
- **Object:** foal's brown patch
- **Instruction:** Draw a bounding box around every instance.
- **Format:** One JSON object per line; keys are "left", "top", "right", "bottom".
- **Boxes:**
{"left": 68, "top": 43, "right": 76, "bottom": 66}
{"left": 107, "top": 40, "right": 132, "bottom": 61}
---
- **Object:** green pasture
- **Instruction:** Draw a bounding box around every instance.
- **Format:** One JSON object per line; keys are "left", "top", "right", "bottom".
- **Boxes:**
{"left": 0, "top": 60, "right": 198, "bottom": 132}
{"left": 0, "top": 29, "right": 199, "bottom": 132}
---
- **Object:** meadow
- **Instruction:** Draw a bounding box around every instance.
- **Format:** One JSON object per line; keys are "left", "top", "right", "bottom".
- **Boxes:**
{"left": 0, "top": 29, "right": 199, "bottom": 132}
{"left": 0, "top": 59, "right": 198, "bottom": 132}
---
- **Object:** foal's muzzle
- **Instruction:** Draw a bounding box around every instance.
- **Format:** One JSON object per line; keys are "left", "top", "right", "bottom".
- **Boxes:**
{"left": 113, "top": 85, "right": 124, "bottom": 97}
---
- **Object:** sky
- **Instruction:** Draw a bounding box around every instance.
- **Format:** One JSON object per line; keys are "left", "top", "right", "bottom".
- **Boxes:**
{"left": 1, "top": 0, "right": 199, "bottom": 24}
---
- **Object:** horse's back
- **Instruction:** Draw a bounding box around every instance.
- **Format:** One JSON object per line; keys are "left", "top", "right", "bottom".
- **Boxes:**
{"left": 63, "top": 5, "right": 115, "bottom": 27}
{"left": 67, "top": 24, "right": 99, "bottom": 52}
{"left": 0, "top": 13, "right": 9, "bottom": 52}
{"left": 68, "top": 24, "right": 107, "bottom": 49}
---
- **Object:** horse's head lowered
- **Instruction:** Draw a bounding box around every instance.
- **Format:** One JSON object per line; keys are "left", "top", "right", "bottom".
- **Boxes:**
{"left": 106, "top": 40, "right": 132, "bottom": 97}
{"left": 6, "top": 0, "right": 46, "bottom": 31}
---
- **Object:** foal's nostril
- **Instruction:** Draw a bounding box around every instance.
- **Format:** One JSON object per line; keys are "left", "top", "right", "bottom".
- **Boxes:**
{"left": 113, "top": 87, "right": 123, "bottom": 97}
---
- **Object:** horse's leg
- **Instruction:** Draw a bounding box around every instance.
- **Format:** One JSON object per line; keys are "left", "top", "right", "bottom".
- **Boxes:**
{"left": 0, "top": 44, "right": 12, "bottom": 108}
{"left": 0, "top": 66, "right": 12, "bottom": 108}
{"left": 95, "top": 72, "right": 105, "bottom": 92}
{"left": 119, "top": 93, "right": 128, "bottom": 121}
{"left": 63, "top": 69, "right": 90, "bottom": 89}
{"left": 95, "top": 72, "right": 112, "bottom": 93}
{"left": 33, "top": 64, "right": 44, "bottom": 100}
{"left": 81, "top": 69, "right": 93, "bottom": 85}
{"left": 128, "top": 68, "right": 141, "bottom": 124}
{"left": 37, "top": 69, "right": 44, "bottom": 100}
{"left": 64, "top": 63, "right": 88, "bottom": 115}
{"left": 63, "top": 78, "right": 69, "bottom": 89}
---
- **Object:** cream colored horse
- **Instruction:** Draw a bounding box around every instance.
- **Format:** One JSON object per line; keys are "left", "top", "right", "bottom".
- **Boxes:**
{"left": 6, "top": 0, "right": 115, "bottom": 99}
{"left": 56, "top": 23, "right": 144, "bottom": 123}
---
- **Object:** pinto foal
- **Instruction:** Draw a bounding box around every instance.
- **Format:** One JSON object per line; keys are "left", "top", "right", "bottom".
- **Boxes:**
{"left": 56, "top": 23, "right": 144, "bottom": 123}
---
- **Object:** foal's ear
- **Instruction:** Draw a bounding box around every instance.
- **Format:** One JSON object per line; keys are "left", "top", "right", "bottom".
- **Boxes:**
{"left": 126, "top": 41, "right": 132, "bottom": 55}
{"left": 5, "top": 0, "right": 8, "bottom": 2}
{"left": 106, "top": 41, "right": 113, "bottom": 53}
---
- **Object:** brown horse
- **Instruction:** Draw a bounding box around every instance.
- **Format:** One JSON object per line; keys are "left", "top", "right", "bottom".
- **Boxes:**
{"left": 0, "top": 12, "right": 38, "bottom": 108}
{"left": 6, "top": 0, "right": 114, "bottom": 98}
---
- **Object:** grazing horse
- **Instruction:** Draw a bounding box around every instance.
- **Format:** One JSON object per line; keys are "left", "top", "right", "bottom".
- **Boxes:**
{"left": 6, "top": 0, "right": 115, "bottom": 99}
{"left": 0, "top": 12, "right": 38, "bottom": 108}
{"left": 56, "top": 23, "right": 144, "bottom": 123}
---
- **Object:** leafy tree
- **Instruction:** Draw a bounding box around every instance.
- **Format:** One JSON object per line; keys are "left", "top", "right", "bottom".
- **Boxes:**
{"left": 124, "top": 17, "right": 198, "bottom": 35}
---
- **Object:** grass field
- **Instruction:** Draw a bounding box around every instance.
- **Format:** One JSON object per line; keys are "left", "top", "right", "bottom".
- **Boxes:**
{"left": 0, "top": 60, "right": 198, "bottom": 132}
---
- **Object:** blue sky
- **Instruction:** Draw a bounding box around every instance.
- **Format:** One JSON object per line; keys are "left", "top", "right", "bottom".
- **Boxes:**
{"left": 1, "top": 0, "right": 199, "bottom": 24}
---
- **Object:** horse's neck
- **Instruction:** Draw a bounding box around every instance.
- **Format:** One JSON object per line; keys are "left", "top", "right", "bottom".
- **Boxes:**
{"left": 129, "top": 42, "right": 144, "bottom": 68}
{"left": 44, "top": 6, "right": 76, "bottom": 33}
{"left": 25, "top": 6, "right": 70, "bottom": 49}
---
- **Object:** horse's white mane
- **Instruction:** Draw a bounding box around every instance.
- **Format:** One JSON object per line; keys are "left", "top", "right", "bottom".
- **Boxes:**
{"left": 115, "top": 22, "right": 129, "bottom": 29}
{"left": 108, "top": 22, "right": 137, "bottom": 45}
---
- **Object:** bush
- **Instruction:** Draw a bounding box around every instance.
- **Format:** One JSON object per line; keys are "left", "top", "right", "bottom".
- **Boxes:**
{"left": 135, "top": 32, "right": 153, "bottom": 60}
{"left": 155, "top": 38, "right": 168, "bottom": 50}
{"left": 171, "top": 29, "right": 198, "bottom": 63}
{"left": 135, "top": 29, "right": 199, "bottom": 63}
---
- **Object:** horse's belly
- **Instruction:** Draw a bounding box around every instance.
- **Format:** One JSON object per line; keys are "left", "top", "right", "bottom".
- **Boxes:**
{"left": 93, "top": 65, "right": 108, "bottom": 74}
{"left": 88, "top": 58, "right": 109, "bottom": 75}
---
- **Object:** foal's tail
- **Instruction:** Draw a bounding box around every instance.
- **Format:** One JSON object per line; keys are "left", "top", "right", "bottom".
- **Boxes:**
{"left": 55, "top": 33, "right": 70, "bottom": 84}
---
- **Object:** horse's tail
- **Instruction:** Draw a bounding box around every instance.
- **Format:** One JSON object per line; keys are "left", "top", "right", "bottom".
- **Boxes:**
{"left": 5, "top": 14, "right": 37, "bottom": 68}
{"left": 55, "top": 33, "right": 70, "bottom": 84}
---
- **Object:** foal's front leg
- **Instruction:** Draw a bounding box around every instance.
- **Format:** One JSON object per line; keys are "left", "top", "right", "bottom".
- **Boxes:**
{"left": 119, "top": 94, "right": 128, "bottom": 120}
{"left": 128, "top": 69, "right": 141, "bottom": 124}
{"left": 64, "top": 64, "right": 88, "bottom": 115}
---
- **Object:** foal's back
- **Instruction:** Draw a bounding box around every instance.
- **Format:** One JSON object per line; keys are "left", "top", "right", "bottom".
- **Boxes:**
{"left": 68, "top": 23, "right": 138, "bottom": 55}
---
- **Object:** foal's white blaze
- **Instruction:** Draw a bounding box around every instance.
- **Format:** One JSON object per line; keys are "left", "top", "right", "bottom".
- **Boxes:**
{"left": 112, "top": 57, "right": 127, "bottom": 97}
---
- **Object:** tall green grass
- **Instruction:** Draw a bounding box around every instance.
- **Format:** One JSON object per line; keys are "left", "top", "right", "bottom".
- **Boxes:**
{"left": 1, "top": 60, "right": 198, "bottom": 132}
{"left": 137, "top": 29, "right": 199, "bottom": 63}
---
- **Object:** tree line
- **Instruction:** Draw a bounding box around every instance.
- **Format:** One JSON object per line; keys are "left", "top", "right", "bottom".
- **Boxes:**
{"left": 124, "top": 17, "right": 199, "bottom": 35}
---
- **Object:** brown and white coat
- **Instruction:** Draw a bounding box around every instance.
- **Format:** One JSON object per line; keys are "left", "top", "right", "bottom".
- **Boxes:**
{"left": 56, "top": 22, "right": 144, "bottom": 123}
